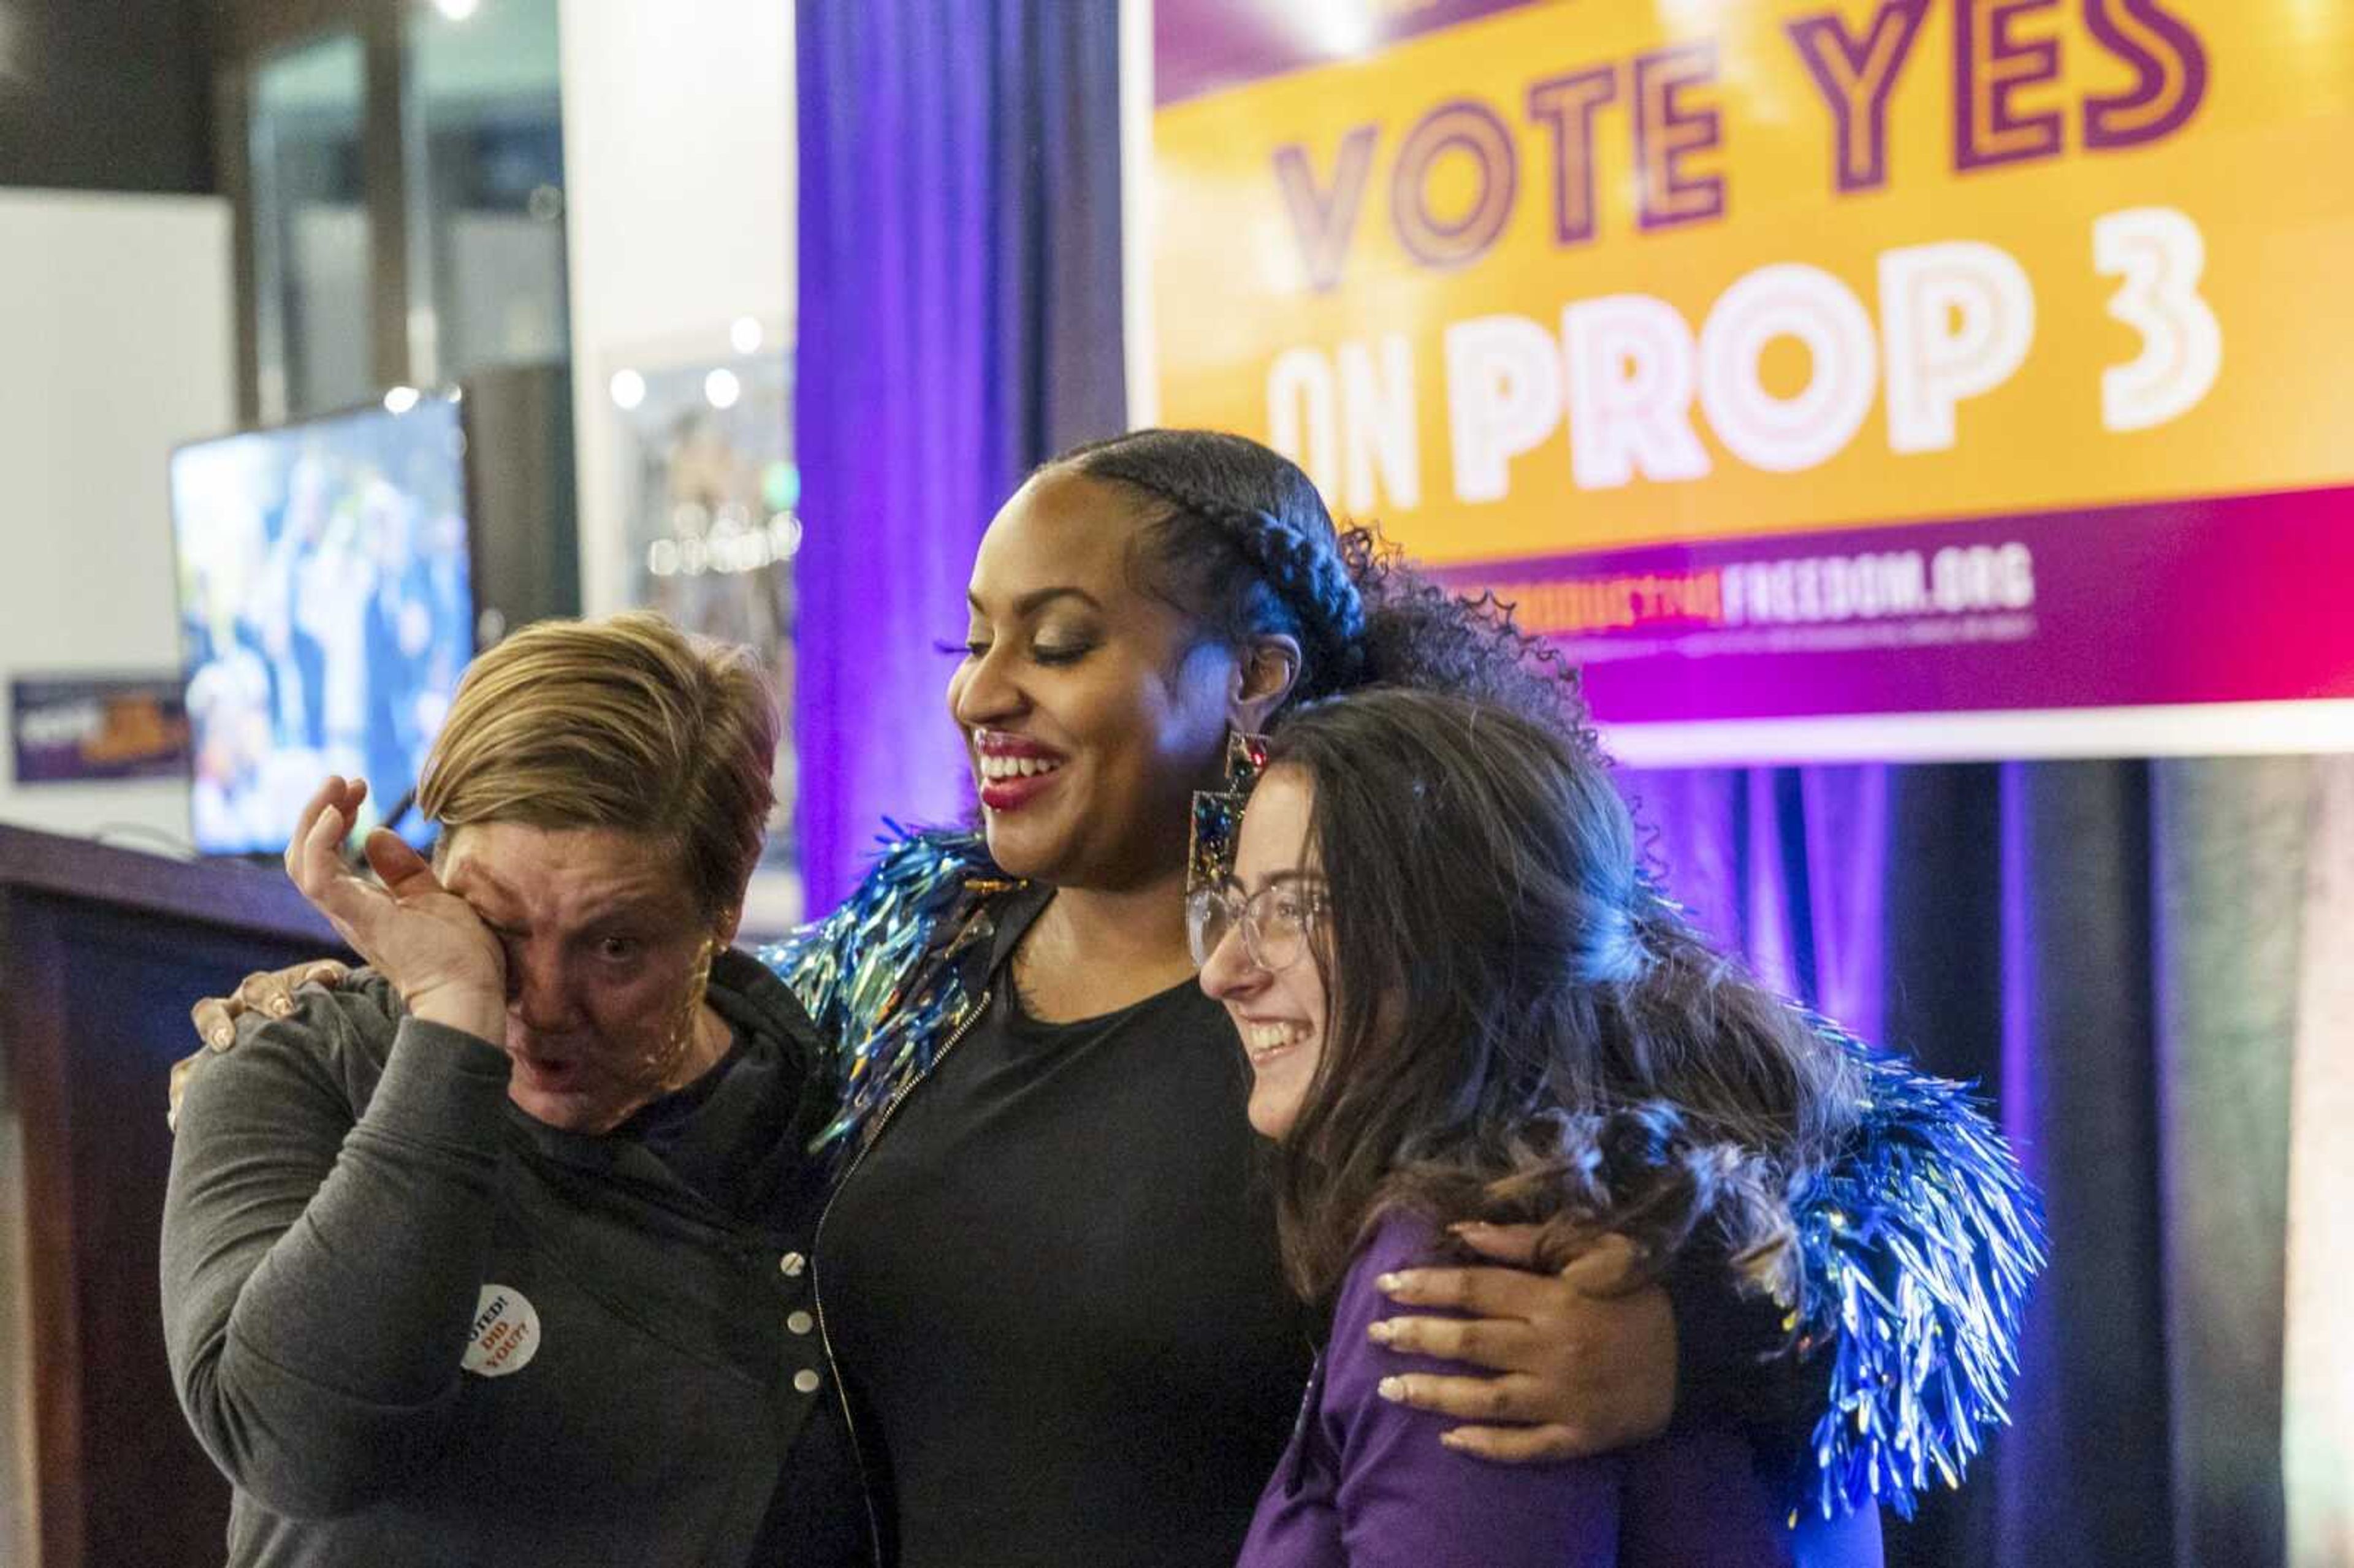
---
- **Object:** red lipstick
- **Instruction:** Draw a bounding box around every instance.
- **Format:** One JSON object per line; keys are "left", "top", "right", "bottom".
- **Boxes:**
{"left": 972, "top": 731, "right": 1069, "bottom": 813}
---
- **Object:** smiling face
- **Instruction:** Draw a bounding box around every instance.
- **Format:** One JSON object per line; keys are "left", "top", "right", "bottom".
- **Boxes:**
{"left": 1197, "top": 767, "right": 1330, "bottom": 1140}
{"left": 438, "top": 821, "right": 728, "bottom": 1133}
{"left": 947, "top": 468, "right": 1241, "bottom": 891}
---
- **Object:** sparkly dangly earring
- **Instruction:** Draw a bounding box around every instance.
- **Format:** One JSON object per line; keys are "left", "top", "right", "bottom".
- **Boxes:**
{"left": 1187, "top": 729, "right": 1269, "bottom": 894}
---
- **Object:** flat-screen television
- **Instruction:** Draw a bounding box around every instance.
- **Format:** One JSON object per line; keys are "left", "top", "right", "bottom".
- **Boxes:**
{"left": 169, "top": 395, "right": 474, "bottom": 856}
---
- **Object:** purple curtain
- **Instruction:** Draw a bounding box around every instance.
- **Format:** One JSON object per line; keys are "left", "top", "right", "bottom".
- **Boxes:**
{"left": 794, "top": 0, "right": 1126, "bottom": 911}
{"left": 1622, "top": 759, "right": 2287, "bottom": 1568}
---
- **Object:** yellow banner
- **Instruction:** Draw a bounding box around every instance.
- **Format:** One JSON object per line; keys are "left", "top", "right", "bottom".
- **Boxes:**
{"left": 1147, "top": 1, "right": 2354, "bottom": 565}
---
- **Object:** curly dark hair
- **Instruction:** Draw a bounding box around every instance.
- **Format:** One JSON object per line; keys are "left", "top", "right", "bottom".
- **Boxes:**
{"left": 1046, "top": 428, "right": 1594, "bottom": 745}
{"left": 1338, "top": 526, "right": 1601, "bottom": 758}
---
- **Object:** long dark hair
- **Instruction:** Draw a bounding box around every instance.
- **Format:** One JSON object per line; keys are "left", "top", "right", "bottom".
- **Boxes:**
{"left": 1262, "top": 688, "right": 1864, "bottom": 1306}
{"left": 1046, "top": 428, "right": 1591, "bottom": 740}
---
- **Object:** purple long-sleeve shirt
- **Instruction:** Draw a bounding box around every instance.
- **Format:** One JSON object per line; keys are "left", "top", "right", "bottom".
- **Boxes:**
{"left": 1235, "top": 1214, "right": 1885, "bottom": 1568}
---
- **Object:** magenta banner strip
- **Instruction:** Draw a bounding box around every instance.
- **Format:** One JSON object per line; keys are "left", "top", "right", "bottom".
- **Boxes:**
{"left": 1153, "top": 0, "right": 1542, "bottom": 107}
{"left": 1430, "top": 486, "right": 2354, "bottom": 726}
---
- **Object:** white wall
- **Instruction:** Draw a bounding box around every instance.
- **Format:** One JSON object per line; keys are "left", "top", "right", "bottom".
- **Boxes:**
{"left": 558, "top": 0, "right": 794, "bottom": 616}
{"left": 0, "top": 191, "right": 235, "bottom": 847}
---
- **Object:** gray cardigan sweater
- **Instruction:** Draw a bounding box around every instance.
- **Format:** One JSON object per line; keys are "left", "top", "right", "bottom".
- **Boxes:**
{"left": 161, "top": 951, "right": 847, "bottom": 1567}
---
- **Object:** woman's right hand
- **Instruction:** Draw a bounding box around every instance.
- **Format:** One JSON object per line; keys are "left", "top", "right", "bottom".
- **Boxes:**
{"left": 284, "top": 776, "right": 506, "bottom": 1043}
{"left": 170, "top": 956, "right": 352, "bottom": 1131}
{"left": 188, "top": 959, "right": 354, "bottom": 1052}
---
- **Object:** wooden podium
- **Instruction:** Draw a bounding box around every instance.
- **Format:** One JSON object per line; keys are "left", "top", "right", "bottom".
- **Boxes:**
{"left": 0, "top": 824, "right": 343, "bottom": 1568}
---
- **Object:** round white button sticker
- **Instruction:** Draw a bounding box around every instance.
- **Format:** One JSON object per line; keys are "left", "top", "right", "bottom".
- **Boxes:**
{"left": 462, "top": 1285, "right": 541, "bottom": 1379}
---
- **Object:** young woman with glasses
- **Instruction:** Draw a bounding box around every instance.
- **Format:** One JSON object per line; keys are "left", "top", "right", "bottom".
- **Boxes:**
{"left": 1198, "top": 686, "right": 1910, "bottom": 1566}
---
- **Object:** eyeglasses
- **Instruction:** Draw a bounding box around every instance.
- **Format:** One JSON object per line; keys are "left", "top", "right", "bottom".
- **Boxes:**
{"left": 1186, "top": 879, "right": 1327, "bottom": 971}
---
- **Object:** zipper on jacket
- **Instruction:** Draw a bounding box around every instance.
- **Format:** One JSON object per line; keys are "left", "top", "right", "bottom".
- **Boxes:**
{"left": 809, "top": 988, "right": 992, "bottom": 1568}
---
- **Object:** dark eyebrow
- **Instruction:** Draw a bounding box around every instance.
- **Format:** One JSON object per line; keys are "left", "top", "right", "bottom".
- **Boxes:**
{"left": 581, "top": 899, "right": 669, "bottom": 931}
{"left": 966, "top": 586, "right": 1105, "bottom": 617}
{"left": 1235, "top": 869, "right": 1327, "bottom": 894}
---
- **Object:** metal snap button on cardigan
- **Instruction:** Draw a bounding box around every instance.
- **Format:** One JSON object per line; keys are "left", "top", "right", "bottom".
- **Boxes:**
{"left": 793, "top": 1368, "right": 822, "bottom": 1394}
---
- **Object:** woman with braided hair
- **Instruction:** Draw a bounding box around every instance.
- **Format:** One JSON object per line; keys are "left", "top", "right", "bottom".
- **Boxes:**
{"left": 783, "top": 426, "right": 2034, "bottom": 1564}
{"left": 170, "top": 428, "right": 2036, "bottom": 1566}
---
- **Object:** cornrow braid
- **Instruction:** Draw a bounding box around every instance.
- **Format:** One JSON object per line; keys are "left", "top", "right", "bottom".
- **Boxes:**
{"left": 1050, "top": 427, "right": 1592, "bottom": 742}
{"left": 1147, "top": 488, "right": 1368, "bottom": 698}
{"left": 1054, "top": 428, "right": 1369, "bottom": 706}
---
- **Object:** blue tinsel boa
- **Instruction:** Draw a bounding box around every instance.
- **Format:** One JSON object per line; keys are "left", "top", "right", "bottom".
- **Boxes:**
{"left": 758, "top": 827, "right": 1002, "bottom": 1154}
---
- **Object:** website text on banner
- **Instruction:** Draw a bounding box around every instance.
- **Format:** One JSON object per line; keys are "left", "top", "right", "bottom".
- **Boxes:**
{"left": 1140, "top": 0, "right": 2354, "bottom": 761}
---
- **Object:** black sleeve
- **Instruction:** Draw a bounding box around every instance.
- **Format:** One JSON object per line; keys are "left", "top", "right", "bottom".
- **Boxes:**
{"left": 1663, "top": 1250, "right": 1823, "bottom": 1491}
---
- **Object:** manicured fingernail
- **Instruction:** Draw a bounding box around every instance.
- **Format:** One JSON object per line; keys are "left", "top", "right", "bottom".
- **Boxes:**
{"left": 1376, "top": 1272, "right": 1403, "bottom": 1293}
{"left": 209, "top": 1028, "right": 233, "bottom": 1049}
{"left": 267, "top": 995, "right": 294, "bottom": 1017}
{"left": 1377, "top": 1377, "right": 1404, "bottom": 1402}
{"left": 1440, "top": 1431, "right": 1468, "bottom": 1450}
{"left": 1366, "top": 1319, "right": 1395, "bottom": 1345}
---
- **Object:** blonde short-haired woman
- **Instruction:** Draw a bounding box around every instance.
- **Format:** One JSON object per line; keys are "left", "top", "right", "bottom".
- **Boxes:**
{"left": 162, "top": 611, "right": 870, "bottom": 1567}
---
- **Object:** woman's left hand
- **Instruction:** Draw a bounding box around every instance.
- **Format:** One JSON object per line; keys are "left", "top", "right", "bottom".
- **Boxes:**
{"left": 1366, "top": 1227, "right": 1675, "bottom": 1463}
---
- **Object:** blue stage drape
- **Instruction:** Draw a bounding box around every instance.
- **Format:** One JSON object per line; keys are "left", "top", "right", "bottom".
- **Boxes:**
{"left": 794, "top": 0, "right": 1126, "bottom": 911}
